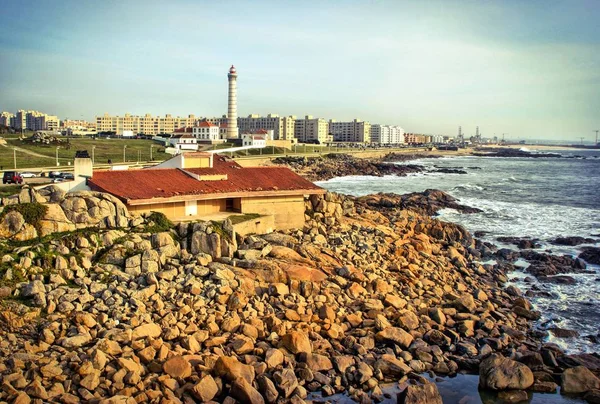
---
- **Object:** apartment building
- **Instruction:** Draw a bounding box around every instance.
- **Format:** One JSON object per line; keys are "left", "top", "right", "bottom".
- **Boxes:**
{"left": 294, "top": 115, "right": 331, "bottom": 144}
{"left": 238, "top": 114, "right": 296, "bottom": 141}
{"left": 328, "top": 119, "right": 371, "bottom": 143}
{"left": 370, "top": 124, "right": 405, "bottom": 145}
{"left": 96, "top": 113, "right": 199, "bottom": 135}
{"left": 404, "top": 133, "right": 431, "bottom": 144}
{"left": 0, "top": 112, "right": 14, "bottom": 127}
{"left": 8, "top": 110, "right": 59, "bottom": 131}
{"left": 61, "top": 119, "right": 96, "bottom": 129}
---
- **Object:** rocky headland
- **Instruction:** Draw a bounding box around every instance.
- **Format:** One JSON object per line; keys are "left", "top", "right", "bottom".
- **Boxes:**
{"left": 1, "top": 185, "right": 599, "bottom": 403}
{"left": 272, "top": 154, "right": 425, "bottom": 182}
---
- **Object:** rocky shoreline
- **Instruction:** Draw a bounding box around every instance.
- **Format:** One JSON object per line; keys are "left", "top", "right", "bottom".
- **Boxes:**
{"left": 1, "top": 186, "right": 599, "bottom": 403}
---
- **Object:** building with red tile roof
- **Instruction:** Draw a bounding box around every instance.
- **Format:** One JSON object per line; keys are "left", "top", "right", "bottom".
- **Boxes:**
{"left": 87, "top": 152, "right": 325, "bottom": 230}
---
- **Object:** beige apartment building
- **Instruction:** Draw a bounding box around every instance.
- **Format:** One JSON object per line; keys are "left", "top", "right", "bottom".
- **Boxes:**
{"left": 96, "top": 113, "right": 199, "bottom": 135}
{"left": 294, "top": 115, "right": 331, "bottom": 144}
{"left": 238, "top": 114, "right": 296, "bottom": 141}
{"left": 328, "top": 119, "right": 371, "bottom": 143}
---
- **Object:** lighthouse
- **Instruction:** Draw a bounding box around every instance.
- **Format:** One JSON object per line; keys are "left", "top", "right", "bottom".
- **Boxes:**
{"left": 226, "top": 65, "right": 239, "bottom": 139}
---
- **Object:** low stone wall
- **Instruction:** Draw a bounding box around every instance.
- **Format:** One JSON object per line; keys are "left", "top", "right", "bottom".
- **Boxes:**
{"left": 232, "top": 214, "right": 275, "bottom": 236}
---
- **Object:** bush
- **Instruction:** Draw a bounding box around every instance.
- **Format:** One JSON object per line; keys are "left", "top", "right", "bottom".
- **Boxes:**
{"left": 1, "top": 202, "right": 48, "bottom": 232}
{"left": 144, "top": 211, "right": 173, "bottom": 233}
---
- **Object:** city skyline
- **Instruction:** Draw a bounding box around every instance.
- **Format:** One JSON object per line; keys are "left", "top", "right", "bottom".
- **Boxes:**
{"left": 1, "top": 0, "right": 599, "bottom": 141}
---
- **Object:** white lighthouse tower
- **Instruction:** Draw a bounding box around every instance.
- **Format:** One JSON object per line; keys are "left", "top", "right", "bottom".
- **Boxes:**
{"left": 226, "top": 65, "right": 239, "bottom": 139}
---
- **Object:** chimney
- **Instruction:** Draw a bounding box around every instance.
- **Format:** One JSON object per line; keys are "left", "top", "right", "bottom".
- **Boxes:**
{"left": 74, "top": 150, "right": 93, "bottom": 179}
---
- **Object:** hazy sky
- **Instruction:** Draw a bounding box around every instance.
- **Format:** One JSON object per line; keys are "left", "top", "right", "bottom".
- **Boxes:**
{"left": 1, "top": 0, "right": 599, "bottom": 140}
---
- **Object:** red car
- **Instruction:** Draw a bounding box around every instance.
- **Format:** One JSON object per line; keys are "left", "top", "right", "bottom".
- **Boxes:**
{"left": 3, "top": 171, "right": 23, "bottom": 184}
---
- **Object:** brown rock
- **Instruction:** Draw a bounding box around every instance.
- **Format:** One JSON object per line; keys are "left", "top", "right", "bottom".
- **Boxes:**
{"left": 561, "top": 366, "right": 600, "bottom": 394}
{"left": 376, "top": 327, "right": 414, "bottom": 349}
{"left": 230, "top": 377, "right": 265, "bottom": 404}
{"left": 281, "top": 331, "right": 312, "bottom": 354}
{"left": 163, "top": 355, "right": 192, "bottom": 379}
{"left": 132, "top": 323, "right": 162, "bottom": 340}
{"left": 192, "top": 375, "right": 219, "bottom": 402}
{"left": 215, "top": 356, "right": 255, "bottom": 384}
{"left": 397, "top": 382, "right": 442, "bottom": 404}
{"left": 299, "top": 353, "right": 333, "bottom": 372}
{"left": 479, "top": 354, "right": 534, "bottom": 390}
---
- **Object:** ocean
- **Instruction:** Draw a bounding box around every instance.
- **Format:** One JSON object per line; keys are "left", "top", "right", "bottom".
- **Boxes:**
{"left": 316, "top": 148, "right": 600, "bottom": 355}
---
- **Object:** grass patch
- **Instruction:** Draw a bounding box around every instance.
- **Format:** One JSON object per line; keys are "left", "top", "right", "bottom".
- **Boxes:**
{"left": 210, "top": 220, "right": 232, "bottom": 242}
{"left": 0, "top": 185, "right": 23, "bottom": 199}
{"left": 228, "top": 213, "right": 262, "bottom": 225}
{"left": 0, "top": 136, "right": 171, "bottom": 169}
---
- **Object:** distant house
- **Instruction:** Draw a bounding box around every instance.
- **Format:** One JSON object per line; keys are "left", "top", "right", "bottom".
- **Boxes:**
{"left": 168, "top": 134, "right": 198, "bottom": 152}
{"left": 87, "top": 152, "right": 325, "bottom": 230}
{"left": 242, "top": 134, "right": 267, "bottom": 147}
{"left": 193, "top": 121, "right": 220, "bottom": 142}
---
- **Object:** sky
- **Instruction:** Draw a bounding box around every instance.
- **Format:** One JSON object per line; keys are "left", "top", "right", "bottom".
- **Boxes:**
{"left": 0, "top": 0, "right": 599, "bottom": 141}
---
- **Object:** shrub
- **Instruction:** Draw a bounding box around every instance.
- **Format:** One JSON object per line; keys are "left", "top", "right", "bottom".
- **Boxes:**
{"left": 1, "top": 202, "right": 48, "bottom": 234}
{"left": 144, "top": 211, "right": 173, "bottom": 233}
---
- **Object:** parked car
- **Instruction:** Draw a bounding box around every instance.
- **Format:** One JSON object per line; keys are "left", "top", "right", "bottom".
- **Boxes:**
{"left": 48, "top": 171, "right": 62, "bottom": 178}
{"left": 52, "top": 177, "right": 65, "bottom": 183}
{"left": 20, "top": 172, "right": 37, "bottom": 178}
{"left": 3, "top": 171, "right": 23, "bottom": 184}
{"left": 61, "top": 173, "right": 74, "bottom": 180}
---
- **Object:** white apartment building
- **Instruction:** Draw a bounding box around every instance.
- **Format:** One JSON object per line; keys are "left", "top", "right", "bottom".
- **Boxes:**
{"left": 431, "top": 135, "right": 445, "bottom": 143}
{"left": 96, "top": 113, "right": 199, "bottom": 135}
{"left": 329, "top": 119, "right": 371, "bottom": 143}
{"left": 193, "top": 121, "right": 220, "bottom": 141}
{"left": 8, "top": 110, "right": 60, "bottom": 131}
{"left": 238, "top": 114, "right": 296, "bottom": 141}
{"left": 294, "top": 115, "right": 331, "bottom": 144}
{"left": 0, "top": 112, "right": 14, "bottom": 127}
{"left": 370, "top": 124, "right": 405, "bottom": 145}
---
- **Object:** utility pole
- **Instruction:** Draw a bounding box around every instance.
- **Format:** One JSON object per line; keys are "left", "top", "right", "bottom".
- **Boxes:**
{"left": 580, "top": 137, "right": 585, "bottom": 145}
{"left": 123, "top": 145, "right": 127, "bottom": 162}
{"left": 13, "top": 148, "right": 16, "bottom": 169}
{"left": 92, "top": 145, "right": 96, "bottom": 165}
{"left": 150, "top": 145, "right": 153, "bottom": 161}
{"left": 594, "top": 130, "right": 599, "bottom": 145}
{"left": 56, "top": 146, "right": 60, "bottom": 166}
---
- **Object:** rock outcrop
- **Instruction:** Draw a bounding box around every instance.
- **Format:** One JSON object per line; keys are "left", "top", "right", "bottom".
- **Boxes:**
{"left": 0, "top": 190, "right": 597, "bottom": 403}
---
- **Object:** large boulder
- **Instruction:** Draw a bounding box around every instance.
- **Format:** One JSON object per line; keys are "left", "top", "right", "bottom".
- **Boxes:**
{"left": 479, "top": 354, "right": 534, "bottom": 390}
{"left": 376, "top": 327, "right": 414, "bottom": 349}
{"left": 561, "top": 366, "right": 600, "bottom": 394}
{"left": 37, "top": 203, "right": 76, "bottom": 237}
{"left": 61, "top": 191, "right": 129, "bottom": 228}
{"left": 398, "top": 383, "right": 443, "bottom": 404}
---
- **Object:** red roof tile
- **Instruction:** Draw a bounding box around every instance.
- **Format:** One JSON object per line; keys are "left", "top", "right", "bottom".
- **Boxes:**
{"left": 88, "top": 155, "right": 323, "bottom": 202}
{"left": 197, "top": 121, "right": 216, "bottom": 128}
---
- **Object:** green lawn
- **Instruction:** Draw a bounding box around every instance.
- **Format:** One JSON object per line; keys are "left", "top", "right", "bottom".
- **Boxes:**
{"left": 0, "top": 136, "right": 171, "bottom": 169}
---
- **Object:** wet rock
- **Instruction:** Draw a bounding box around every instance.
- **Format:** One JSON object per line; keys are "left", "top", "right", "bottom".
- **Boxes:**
{"left": 561, "top": 366, "right": 600, "bottom": 394}
{"left": 479, "top": 354, "right": 534, "bottom": 390}
{"left": 397, "top": 382, "right": 442, "bottom": 404}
